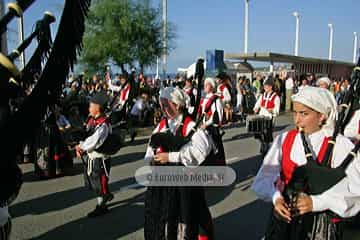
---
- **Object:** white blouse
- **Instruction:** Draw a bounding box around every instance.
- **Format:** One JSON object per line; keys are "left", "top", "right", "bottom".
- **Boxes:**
{"left": 251, "top": 129, "right": 360, "bottom": 218}
{"left": 144, "top": 114, "right": 215, "bottom": 167}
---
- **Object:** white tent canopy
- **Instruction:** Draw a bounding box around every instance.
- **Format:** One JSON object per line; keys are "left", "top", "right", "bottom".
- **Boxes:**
{"left": 177, "top": 61, "right": 207, "bottom": 78}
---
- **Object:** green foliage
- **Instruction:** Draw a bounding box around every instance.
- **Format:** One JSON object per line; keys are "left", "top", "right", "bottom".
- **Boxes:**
{"left": 80, "top": 0, "right": 176, "bottom": 74}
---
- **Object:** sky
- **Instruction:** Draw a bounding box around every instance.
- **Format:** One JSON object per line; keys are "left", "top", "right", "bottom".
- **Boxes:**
{"left": 4, "top": 0, "right": 360, "bottom": 74}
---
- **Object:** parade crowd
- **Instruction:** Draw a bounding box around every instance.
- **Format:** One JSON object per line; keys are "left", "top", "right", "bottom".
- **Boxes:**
{"left": 2, "top": 65, "right": 360, "bottom": 240}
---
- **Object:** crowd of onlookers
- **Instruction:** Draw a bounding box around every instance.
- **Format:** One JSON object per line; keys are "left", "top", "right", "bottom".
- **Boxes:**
{"left": 233, "top": 72, "right": 352, "bottom": 119}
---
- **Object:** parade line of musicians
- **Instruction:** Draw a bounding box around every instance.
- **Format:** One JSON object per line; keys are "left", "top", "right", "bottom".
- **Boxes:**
{"left": 2, "top": 69, "right": 360, "bottom": 240}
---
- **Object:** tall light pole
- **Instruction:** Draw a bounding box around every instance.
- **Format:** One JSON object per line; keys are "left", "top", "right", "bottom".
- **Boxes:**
{"left": 156, "top": 57, "right": 159, "bottom": 80}
{"left": 18, "top": 16, "right": 25, "bottom": 68}
{"left": 162, "top": 0, "right": 167, "bottom": 82}
{"left": 328, "top": 23, "right": 333, "bottom": 60}
{"left": 0, "top": 0, "right": 7, "bottom": 54}
{"left": 293, "top": 11, "right": 300, "bottom": 56}
{"left": 353, "top": 32, "right": 358, "bottom": 63}
{"left": 244, "top": 0, "right": 249, "bottom": 54}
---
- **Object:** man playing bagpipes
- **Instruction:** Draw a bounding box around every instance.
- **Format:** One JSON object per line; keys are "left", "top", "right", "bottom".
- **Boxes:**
{"left": 251, "top": 86, "right": 360, "bottom": 239}
{"left": 253, "top": 76, "right": 280, "bottom": 156}
{"left": 144, "top": 87, "right": 216, "bottom": 240}
{"left": 198, "top": 77, "right": 226, "bottom": 166}
{"left": 75, "top": 92, "right": 115, "bottom": 217}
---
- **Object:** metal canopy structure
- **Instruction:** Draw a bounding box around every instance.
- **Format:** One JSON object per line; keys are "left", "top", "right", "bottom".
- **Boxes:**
{"left": 225, "top": 52, "right": 354, "bottom": 66}
{"left": 225, "top": 52, "right": 354, "bottom": 78}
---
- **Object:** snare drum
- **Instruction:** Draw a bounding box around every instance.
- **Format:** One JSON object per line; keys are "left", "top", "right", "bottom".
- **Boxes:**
{"left": 262, "top": 117, "right": 273, "bottom": 130}
{"left": 246, "top": 115, "right": 273, "bottom": 133}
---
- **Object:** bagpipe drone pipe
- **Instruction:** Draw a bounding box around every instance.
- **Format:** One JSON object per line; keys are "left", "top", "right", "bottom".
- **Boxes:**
{"left": 0, "top": 0, "right": 91, "bottom": 206}
{"left": 0, "top": 10, "right": 55, "bottom": 108}
{"left": 0, "top": 0, "right": 36, "bottom": 35}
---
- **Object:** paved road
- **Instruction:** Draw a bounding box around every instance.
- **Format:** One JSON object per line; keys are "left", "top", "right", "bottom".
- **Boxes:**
{"left": 9, "top": 112, "right": 360, "bottom": 240}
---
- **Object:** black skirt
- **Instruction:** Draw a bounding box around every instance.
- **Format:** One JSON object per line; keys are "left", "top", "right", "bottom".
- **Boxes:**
{"left": 144, "top": 186, "right": 209, "bottom": 240}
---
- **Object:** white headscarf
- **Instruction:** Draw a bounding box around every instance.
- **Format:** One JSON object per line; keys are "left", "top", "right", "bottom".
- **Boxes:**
{"left": 291, "top": 86, "right": 337, "bottom": 134}
{"left": 159, "top": 86, "right": 187, "bottom": 106}
{"left": 317, "top": 77, "right": 331, "bottom": 87}
{"left": 205, "top": 77, "right": 216, "bottom": 89}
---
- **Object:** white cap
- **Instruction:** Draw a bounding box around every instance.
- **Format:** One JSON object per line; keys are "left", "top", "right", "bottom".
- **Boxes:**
{"left": 159, "top": 87, "right": 187, "bottom": 106}
{"left": 204, "top": 77, "right": 216, "bottom": 88}
{"left": 291, "top": 86, "right": 337, "bottom": 134}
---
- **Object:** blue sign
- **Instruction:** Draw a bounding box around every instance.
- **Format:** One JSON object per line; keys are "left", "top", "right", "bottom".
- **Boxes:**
{"left": 206, "top": 49, "right": 224, "bottom": 73}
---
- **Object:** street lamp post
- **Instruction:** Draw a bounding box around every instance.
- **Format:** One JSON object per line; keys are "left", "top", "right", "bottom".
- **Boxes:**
{"left": 293, "top": 11, "right": 300, "bottom": 56}
{"left": 156, "top": 57, "right": 159, "bottom": 80}
{"left": 162, "top": 0, "right": 167, "bottom": 83}
{"left": 328, "top": 23, "right": 333, "bottom": 60}
{"left": 0, "top": 0, "right": 7, "bottom": 54}
{"left": 18, "top": 16, "right": 25, "bottom": 68}
{"left": 353, "top": 32, "right": 358, "bottom": 63}
{"left": 244, "top": 0, "right": 249, "bottom": 54}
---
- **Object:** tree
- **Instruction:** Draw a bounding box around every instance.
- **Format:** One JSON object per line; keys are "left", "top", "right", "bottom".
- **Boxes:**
{"left": 80, "top": 0, "right": 176, "bottom": 74}
{"left": 132, "top": 1, "right": 176, "bottom": 72}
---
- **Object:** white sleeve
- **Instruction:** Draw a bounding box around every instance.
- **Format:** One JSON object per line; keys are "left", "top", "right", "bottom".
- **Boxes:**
{"left": 193, "top": 88, "right": 198, "bottom": 97}
{"left": 344, "top": 111, "right": 360, "bottom": 140}
{"left": 168, "top": 128, "right": 214, "bottom": 167}
{"left": 253, "top": 95, "right": 262, "bottom": 111}
{"left": 310, "top": 141, "right": 360, "bottom": 218}
{"left": 251, "top": 133, "right": 284, "bottom": 203}
{"left": 273, "top": 95, "right": 281, "bottom": 117}
{"left": 144, "top": 145, "right": 154, "bottom": 165}
{"left": 107, "top": 79, "right": 122, "bottom": 92}
{"left": 144, "top": 123, "right": 162, "bottom": 163}
{"left": 79, "top": 124, "right": 110, "bottom": 152}
{"left": 139, "top": 100, "right": 145, "bottom": 111}
{"left": 223, "top": 87, "right": 231, "bottom": 103}
{"left": 216, "top": 99, "right": 224, "bottom": 124}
